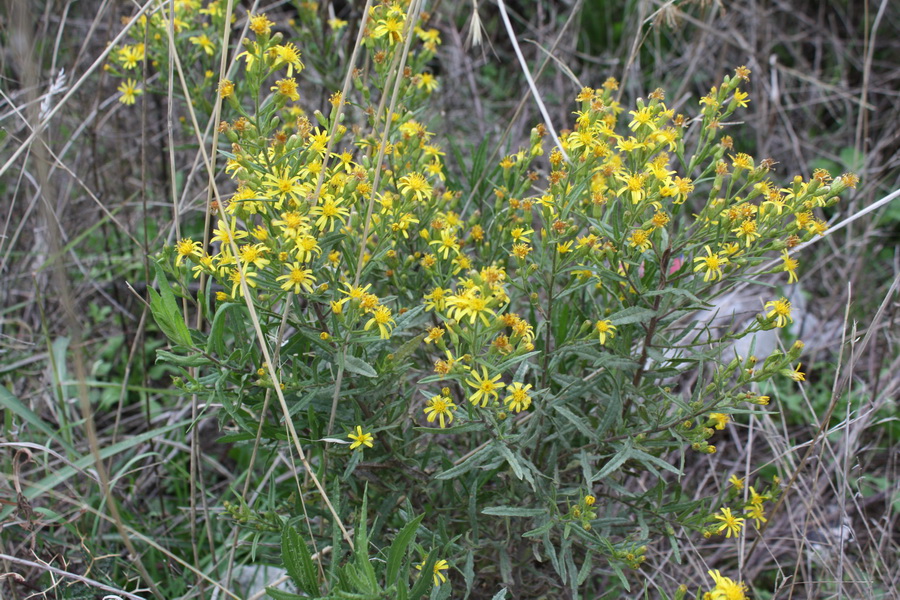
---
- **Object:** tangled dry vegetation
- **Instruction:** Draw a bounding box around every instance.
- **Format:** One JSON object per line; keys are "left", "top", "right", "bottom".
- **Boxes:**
{"left": 1, "top": 1, "right": 898, "bottom": 599}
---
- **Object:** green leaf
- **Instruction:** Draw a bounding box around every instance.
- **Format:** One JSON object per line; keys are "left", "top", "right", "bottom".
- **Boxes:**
{"left": 355, "top": 489, "right": 378, "bottom": 592}
{"left": 386, "top": 514, "right": 424, "bottom": 585}
{"left": 593, "top": 440, "right": 632, "bottom": 481}
{"left": 281, "top": 524, "right": 319, "bottom": 597}
{"left": 434, "top": 445, "right": 492, "bottom": 480}
{"left": 342, "top": 354, "right": 378, "bottom": 378}
{"left": 265, "top": 588, "right": 306, "bottom": 600}
{"left": 629, "top": 447, "right": 682, "bottom": 475}
{"left": 482, "top": 506, "right": 545, "bottom": 518}
{"left": 491, "top": 589, "right": 508, "bottom": 600}
{"left": 155, "top": 349, "right": 212, "bottom": 368}
{"left": 522, "top": 520, "right": 554, "bottom": 538}
{"left": 552, "top": 404, "right": 596, "bottom": 440}
{"left": 149, "top": 263, "right": 192, "bottom": 347}
{"left": 494, "top": 442, "right": 525, "bottom": 481}
{"left": 207, "top": 302, "right": 243, "bottom": 356}
{"left": 607, "top": 306, "right": 656, "bottom": 326}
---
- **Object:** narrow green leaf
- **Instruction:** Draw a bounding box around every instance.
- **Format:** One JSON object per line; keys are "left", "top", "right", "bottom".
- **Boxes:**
{"left": 151, "top": 263, "right": 192, "bottom": 346}
{"left": 552, "top": 404, "right": 596, "bottom": 440}
{"left": 281, "top": 524, "right": 319, "bottom": 597}
{"left": 342, "top": 354, "right": 378, "bottom": 378}
{"left": 265, "top": 587, "right": 305, "bottom": 600}
{"left": 155, "top": 349, "right": 212, "bottom": 368}
{"left": 607, "top": 306, "right": 656, "bottom": 326}
{"left": 593, "top": 441, "right": 632, "bottom": 481}
{"left": 482, "top": 506, "right": 544, "bottom": 518}
{"left": 491, "top": 588, "right": 508, "bottom": 600}
{"left": 385, "top": 514, "right": 424, "bottom": 584}
{"left": 494, "top": 443, "right": 524, "bottom": 480}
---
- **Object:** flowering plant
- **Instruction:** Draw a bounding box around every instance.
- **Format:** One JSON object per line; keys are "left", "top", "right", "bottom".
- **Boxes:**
{"left": 146, "top": 2, "right": 857, "bottom": 596}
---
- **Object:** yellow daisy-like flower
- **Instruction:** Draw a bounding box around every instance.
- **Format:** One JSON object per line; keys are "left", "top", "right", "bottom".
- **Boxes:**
{"left": 745, "top": 502, "right": 767, "bottom": 529}
{"left": 713, "top": 507, "right": 745, "bottom": 538}
{"left": 504, "top": 382, "right": 533, "bottom": 413}
{"left": 271, "top": 42, "right": 304, "bottom": 77}
{"left": 398, "top": 172, "right": 432, "bottom": 202}
{"left": 781, "top": 250, "right": 799, "bottom": 283}
{"left": 424, "top": 326, "right": 445, "bottom": 344}
{"left": 372, "top": 17, "right": 404, "bottom": 45}
{"left": 364, "top": 305, "right": 395, "bottom": 339}
{"left": 175, "top": 238, "right": 201, "bottom": 267}
{"left": 732, "top": 219, "right": 760, "bottom": 247}
{"left": 728, "top": 475, "right": 745, "bottom": 490}
{"left": 594, "top": 320, "right": 616, "bottom": 345}
{"left": 416, "top": 72, "right": 439, "bottom": 93}
{"left": 189, "top": 33, "right": 215, "bottom": 55}
{"left": 249, "top": 13, "right": 274, "bottom": 36}
{"left": 416, "top": 558, "right": 449, "bottom": 586}
{"left": 347, "top": 425, "right": 374, "bottom": 450}
{"left": 276, "top": 263, "right": 316, "bottom": 295}
{"left": 709, "top": 413, "right": 730, "bottom": 430}
{"left": 227, "top": 266, "right": 258, "bottom": 299}
{"left": 628, "top": 229, "right": 652, "bottom": 252}
{"left": 764, "top": 297, "right": 792, "bottom": 328}
{"left": 707, "top": 570, "right": 749, "bottom": 600}
{"left": 310, "top": 196, "right": 350, "bottom": 232}
{"left": 117, "top": 79, "right": 143, "bottom": 105}
{"left": 271, "top": 77, "right": 300, "bottom": 102}
{"left": 424, "top": 395, "right": 457, "bottom": 428}
{"left": 465, "top": 367, "right": 505, "bottom": 407}
{"left": 693, "top": 245, "right": 729, "bottom": 282}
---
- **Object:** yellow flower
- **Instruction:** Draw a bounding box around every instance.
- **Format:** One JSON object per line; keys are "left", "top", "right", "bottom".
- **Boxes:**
{"left": 764, "top": 297, "right": 792, "bottom": 328}
{"left": 732, "top": 219, "right": 760, "bottom": 247}
{"left": 781, "top": 250, "right": 799, "bottom": 283}
{"left": 424, "top": 326, "right": 445, "bottom": 344}
{"left": 709, "top": 412, "right": 729, "bottom": 430}
{"left": 465, "top": 367, "right": 505, "bottom": 407}
{"left": 211, "top": 219, "right": 248, "bottom": 246}
{"left": 309, "top": 196, "right": 350, "bottom": 232}
{"left": 728, "top": 475, "right": 745, "bottom": 490}
{"left": 416, "top": 72, "right": 439, "bottom": 93}
{"left": 271, "top": 77, "right": 300, "bottom": 102}
{"left": 117, "top": 79, "right": 143, "bottom": 105}
{"left": 428, "top": 230, "right": 460, "bottom": 259}
{"left": 628, "top": 229, "right": 652, "bottom": 252}
{"left": 594, "top": 320, "right": 616, "bottom": 345}
{"left": 347, "top": 425, "right": 374, "bottom": 450}
{"left": 218, "top": 79, "right": 234, "bottom": 98}
{"left": 189, "top": 33, "right": 216, "bottom": 56}
{"left": 713, "top": 507, "right": 744, "bottom": 538}
{"left": 249, "top": 13, "right": 274, "bottom": 35}
{"left": 398, "top": 172, "right": 432, "bottom": 202}
{"left": 693, "top": 245, "right": 729, "bottom": 282}
{"left": 786, "top": 363, "right": 805, "bottom": 382}
{"left": 276, "top": 263, "right": 316, "bottom": 294}
{"left": 424, "top": 395, "right": 456, "bottom": 428}
{"left": 227, "top": 267, "right": 258, "bottom": 299}
{"left": 364, "top": 305, "right": 395, "bottom": 339}
{"left": 175, "top": 238, "right": 201, "bottom": 266}
{"left": 707, "top": 570, "right": 749, "bottom": 600}
{"left": 373, "top": 17, "right": 404, "bottom": 45}
{"left": 416, "top": 558, "right": 449, "bottom": 586}
{"left": 271, "top": 43, "right": 304, "bottom": 77}
{"left": 745, "top": 502, "right": 767, "bottom": 528}
{"left": 504, "top": 382, "right": 533, "bottom": 413}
